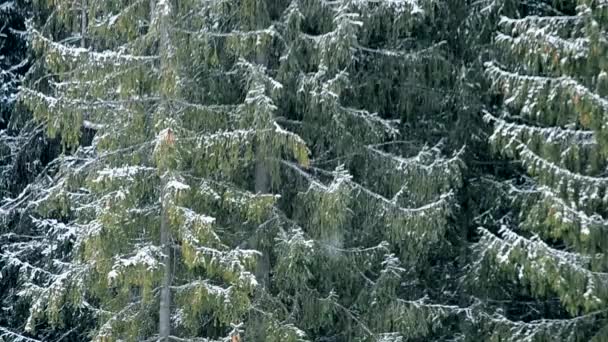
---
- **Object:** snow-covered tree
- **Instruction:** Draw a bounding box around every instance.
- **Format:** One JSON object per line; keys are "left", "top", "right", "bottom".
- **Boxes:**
{"left": 0, "top": 1, "right": 75, "bottom": 340}
{"left": 17, "top": 0, "right": 308, "bottom": 340}
{"left": 0, "top": 0, "right": 48, "bottom": 197}
{"left": 0, "top": 0, "right": 26, "bottom": 124}
{"left": 7, "top": 0, "right": 487, "bottom": 340}
{"left": 241, "top": 0, "right": 473, "bottom": 340}
{"left": 475, "top": 0, "right": 608, "bottom": 339}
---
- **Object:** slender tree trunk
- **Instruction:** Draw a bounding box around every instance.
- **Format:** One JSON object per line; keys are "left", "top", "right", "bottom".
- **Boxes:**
{"left": 150, "top": 0, "right": 155, "bottom": 23}
{"left": 254, "top": 153, "right": 270, "bottom": 287}
{"left": 159, "top": 185, "right": 171, "bottom": 341}
{"left": 254, "top": 156, "right": 269, "bottom": 193}
{"left": 156, "top": 1, "right": 171, "bottom": 340}
{"left": 80, "top": 0, "right": 86, "bottom": 47}
{"left": 253, "top": 50, "right": 270, "bottom": 288}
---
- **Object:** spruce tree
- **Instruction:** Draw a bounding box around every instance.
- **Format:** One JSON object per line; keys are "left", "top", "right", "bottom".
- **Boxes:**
{"left": 246, "top": 0, "right": 471, "bottom": 340}
{"left": 0, "top": 0, "right": 71, "bottom": 340}
{"left": 0, "top": 0, "right": 24, "bottom": 127}
{"left": 11, "top": 0, "right": 480, "bottom": 341}
{"left": 18, "top": 0, "right": 308, "bottom": 340}
{"left": 476, "top": 0, "right": 608, "bottom": 340}
{"left": 0, "top": 0, "right": 29, "bottom": 338}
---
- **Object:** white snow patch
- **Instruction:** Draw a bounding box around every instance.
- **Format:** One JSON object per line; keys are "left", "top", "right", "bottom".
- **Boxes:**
{"left": 107, "top": 270, "right": 119, "bottom": 283}
{"left": 166, "top": 180, "right": 190, "bottom": 192}
{"left": 0, "top": 1, "right": 15, "bottom": 11}
{"left": 93, "top": 166, "right": 154, "bottom": 183}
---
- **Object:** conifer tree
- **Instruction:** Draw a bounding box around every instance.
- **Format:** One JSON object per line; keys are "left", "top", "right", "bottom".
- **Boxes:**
{"left": 0, "top": 0, "right": 71, "bottom": 340}
{"left": 476, "top": 0, "right": 608, "bottom": 340}
{"left": 0, "top": 0, "right": 24, "bottom": 125}
{"left": 0, "top": 0, "right": 29, "bottom": 338}
{"left": 0, "top": 0, "right": 49, "bottom": 196}
{"left": 223, "top": 0, "right": 472, "bottom": 340}
{"left": 10, "top": 0, "right": 608, "bottom": 340}
{"left": 9, "top": 0, "right": 483, "bottom": 341}
{"left": 17, "top": 0, "right": 309, "bottom": 340}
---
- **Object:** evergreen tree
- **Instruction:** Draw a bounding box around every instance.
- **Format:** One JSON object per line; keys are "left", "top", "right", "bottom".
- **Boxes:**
{"left": 0, "top": 0, "right": 26, "bottom": 123}
{"left": 475, "top": 0, "right": 608, "bottom": 340}
{"left": 18, "top": 0, "right": 308, "bottom": 340}
{"left": 1, "top": 0, "right": 22, "bottom": 125}
{"left": 0, "top": 0, "right": 51, "bottom": 197}
{"left": 11, "top": 0, "right": 481, "bottom": 341}
{"left": 246, "top": 0, "right": 473, "bottom": 340}
{"left": 0, "top": 0, "right": 71, "bottom": 340}
{"left": 9, "top": 0, "right": 608, "bottom": 339}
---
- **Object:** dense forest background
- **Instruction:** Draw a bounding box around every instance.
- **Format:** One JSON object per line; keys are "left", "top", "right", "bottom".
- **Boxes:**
{"left": 1, "top": 0, "right": 607, "bottom": 341}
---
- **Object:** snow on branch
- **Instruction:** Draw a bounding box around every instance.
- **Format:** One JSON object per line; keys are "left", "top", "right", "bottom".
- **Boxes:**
{"left": 366, "top": 143, "right": 464, "bottom": 173}
{"left": 356, "top": 40, "right": 447, "bottom": 60}
{"left": 107, "top": 245, "right": 163, "bottom": 284}
{"left": 1, "top": 244, "right": 55, "bottom": 278}
{"left": 273, "top": 121, "right": 309, "bottom": 151}
{"left": 0, "top": 1, "right": 15, "bottom": 12}
{"left": 171, "top": 100, "right": 238, "bottom": 115}
{"left": 30, "top": 217, "right": 77, "bottom": 246}
{"left": 20, "top": 87, "right": 158, "bottom": 114}
{"left": 538, "top": 186, "right": 608, "bottom": 234}
{"left": 283, "top": 160, "right": 453, "bottom": 215}
{"left": 488, "top": 116, "right": 608, "bottom": 207}
{"left": 498, "top": 15, "right": 583, "bottom": 36}
{"left": 22, "top": 266, "right": 88, "bottom": 333}
{"left": 171, "top": 279, "right": 229, "bottom": 296}
{"left": 49, "top": 65, "right": 145, "bottom": 94}
{"left": 172, "top": 26, "right": 279, "bottom": 40}
{"left": 351, "top": 0, "right": 429, "bottom": 15}
{"left": 495, "top": 31, "right": 591, "bottom": 69}
{"left": 475, "top": 226, "right": 608, "bottom": 314}
{"left": 517, "top": 143, "right": 608, "bottom": 198}
{"left": 237, "top": 58, "right": 284, "bottom": 94}
{"left": 193, "top": 129, "right": 256, "bottom": 148}
{"left": 0, "top": 327, "right": 42, "bottom": 342}
{"left": 485, "top": 62, "right": 608, "bottom": 114}
{"left": 31, "top": 29, "right": 159, "bottom": 64}
{"left": 186, "top": 246, "right": 259, "bottom": 288}
{"left": 172, "top": 205, "right": 218, "bottom": 245}
{"left": 166, "top": 179, "right": 191, "bottom": 192}
{"left": 92, "top": 165, "right": 156, "bottom": 183}
{"left": 243, "top": 84, "right": 277, "bottom": 111}
{"left": 340, "top": 107, "right": 399, "bottom": 137}
{"left": 484, "top": 110, "right": 597, "bottom": 146}
{"left": 94, "top": 301, "right": 142, "bottom": 341}
{"left": 483, "top": 308, "right": 605, "bottom": 341}
{"left": 496, "top": 30, "right": 588, "bottom": 61}
{"left": 514, "top": 184, "right": 608, "bottom": 253}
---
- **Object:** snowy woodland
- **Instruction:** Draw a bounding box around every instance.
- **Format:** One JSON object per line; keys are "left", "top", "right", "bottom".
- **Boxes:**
{"left": 0, "top": 0, "right": 607, "bottom": 340}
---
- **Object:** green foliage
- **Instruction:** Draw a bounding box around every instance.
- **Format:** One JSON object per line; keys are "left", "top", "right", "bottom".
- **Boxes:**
{"left": 479, "top": 0, "right": 608, "bottom": 339}
{"left": 1, "top": 0, "right": 531, "bottom": 341}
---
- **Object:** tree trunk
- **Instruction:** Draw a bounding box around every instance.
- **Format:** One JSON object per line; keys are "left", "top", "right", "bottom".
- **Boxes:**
{"left": 159, "top": 189, "right": 171, "bottom": 341}
{"left": 253, "top": 50, "right": 270, "bottom": 288}
{"left": 150, "top": 0, "right": 155, "bottom": 23}
{"left": 157, "top": 1, "right": 171, "bottom": 340}
{"left": 80, "top": 0, "right": 86, "bottom": 48}
{"left": 253, "top": 150, "right": 270, "bottom": 288}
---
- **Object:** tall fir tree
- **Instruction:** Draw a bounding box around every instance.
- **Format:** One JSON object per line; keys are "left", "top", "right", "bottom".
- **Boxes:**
{"left": 0, "top": 0, "right": 72, "bottom": 340}
{"left": 18, "top": 0, "right": 309, "bottom": 340}
{"left": 0, "top": 0, "right": 56, "bottom": 198}
{"left": 9, "top": 0, "right": 484, "bottom": 340}
{"left": 0, "top": 0, "right": 25, "bottom": 127}
{"left": 475, "top": 0, "right": 608, "bottom": 340}
{"left": 247, "top": 0, "right": 472, "bottom": 340}
{"left": 10, "top": 0, "right": 590, "bottom": 340}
